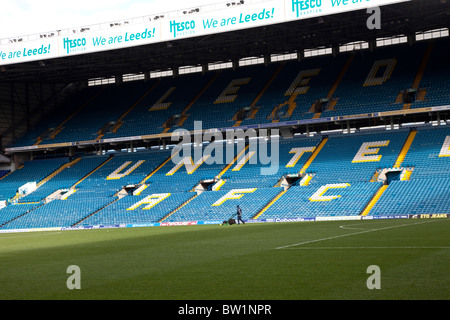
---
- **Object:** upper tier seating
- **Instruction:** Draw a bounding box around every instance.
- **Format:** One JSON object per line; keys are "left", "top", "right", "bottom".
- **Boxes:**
{"left": 323, "top": 43, "right": 426, "bottom": 117}
{"left": 9, "top": 39, "right": 450, "bottom": 149}
{"left": 410, "top": 40, "right": 450, "bottom": 109}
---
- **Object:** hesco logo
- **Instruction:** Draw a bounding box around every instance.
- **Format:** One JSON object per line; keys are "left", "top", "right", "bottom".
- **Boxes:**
{"left": 169, "top": 20, "right": 196, "bottom": 38}
{"left": 291, "top": 0, "right": 322, "bottom": 17}
{"left": 63, "top": 37, "right": 87, "bottom": 54}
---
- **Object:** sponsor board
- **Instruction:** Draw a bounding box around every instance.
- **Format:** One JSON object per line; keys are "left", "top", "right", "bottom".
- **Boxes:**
{"left": 316, "top": 215, "right": 361, "bottom": 221}
{"left": 160, "top": 221, "right": 199, "bottom": 227}
{"left": 369, "top": 215, "right": 409, "bottom": 219}
{"left": 0, "top": 0, "right": 409, "bottom": 66}
{"left": 410, "top": 213, "right": 449, "bottom": 219}
{"left": 2, "top": 212, "right": 447, "bottom": 234}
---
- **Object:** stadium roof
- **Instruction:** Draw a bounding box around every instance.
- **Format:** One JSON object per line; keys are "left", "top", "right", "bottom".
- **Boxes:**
{"left": 1, "top": 0, "right": 449, "bottom": 83}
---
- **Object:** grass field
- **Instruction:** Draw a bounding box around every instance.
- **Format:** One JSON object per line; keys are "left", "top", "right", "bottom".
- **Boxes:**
{"left": 0, "top": 218, "right": 449, "bottom": 300}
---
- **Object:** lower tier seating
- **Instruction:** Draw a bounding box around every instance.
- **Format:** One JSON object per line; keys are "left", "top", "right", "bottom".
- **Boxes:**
{"left": 1, "top": 124, "right": 449, "bottom": 229}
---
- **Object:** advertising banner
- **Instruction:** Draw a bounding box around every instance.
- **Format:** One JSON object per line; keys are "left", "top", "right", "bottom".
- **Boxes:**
{"left": 58, "top": 21, "right": 161, "bottom": 58}
{"left": 0, "top": 37, "right": 58, "bottom": 65}
{"left": 285, "top": 0, "right": 410, "bottom": 22}
{"left": 161, "top": 1, "right": 283, "bottom": 41}
{"left": 0, "top": 0, "right": 410, "bottom": 66}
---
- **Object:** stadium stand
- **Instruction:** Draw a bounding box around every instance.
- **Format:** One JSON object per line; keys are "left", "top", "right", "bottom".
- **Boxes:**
{"left": 47, "top": 83, "right": 150, "bottom": 144}
{"left": 0, "top": 170, "right": 10, "bottom": 179}
{"left": 173, "top": 64, "right": 281, "bottom": 131}
{"left": 0, "top": 203, "right": 41, "bottom": 228}
{"left": 261, "top": 181, "right": 383, "bottom": 219}
{"left": 1, "top": 35, "right": 450, "bottom": 230}
{"left": 305, "top": 129, "right": 410, "bottom": 185}
{"left": 82, "top": 192, "right": 195, "bottom": 226}
{"left": 106, "top": 72, "right": 217, "bottom": 138}
{"left": 10, "top": 86, "right": 104, "bottom": 148}
{"left": 218, "top": 136, "right": 322, "bottom": 189}
{"left": 0, "top": 157, "right": 69, "bottom": 201}
{"left": 164, "top": 187, "right": 281, "bottom": 223}
{"left": 1, "top": 121, "right": 449, "bottom": 230}
{"left": 369, "top": 178, "right": 450, "bottom": 216}
{"left": 408, "top": 40, "right": 450, "bottom": 109}
{"left": 17, "top": 155, "right": 107, "bottom": 203}
{"left": 324, "top": 43, "right": 427, "bottom": 117}
{"left": 8, "top": 39, "right": 450, "bottom": 148}
{"left": 369, "top": 125, "right": 450, "bottom": 216}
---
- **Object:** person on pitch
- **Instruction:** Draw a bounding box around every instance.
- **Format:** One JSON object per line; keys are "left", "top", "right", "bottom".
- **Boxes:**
{"left": 235, "top": 205, "right": 245, "bottom": 225}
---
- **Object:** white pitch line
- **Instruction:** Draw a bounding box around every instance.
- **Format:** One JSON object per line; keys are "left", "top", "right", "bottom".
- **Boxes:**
{"left": 280, "top": 246, "right": 450, "bottom": 250}
{"left": 339, "top": 223, "right": 370, "bottom": 230}
{"left": 275, "top": 219, "right": 442, "bottom": 250}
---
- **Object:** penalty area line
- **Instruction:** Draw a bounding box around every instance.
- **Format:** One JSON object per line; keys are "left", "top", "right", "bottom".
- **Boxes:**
{"left": 275, "top": 219, "right": 442, "bottom": 250}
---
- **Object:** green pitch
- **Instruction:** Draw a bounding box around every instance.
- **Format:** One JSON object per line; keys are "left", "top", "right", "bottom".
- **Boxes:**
{"left": 0, "top": 218, "right": 448, "bottom": 300}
